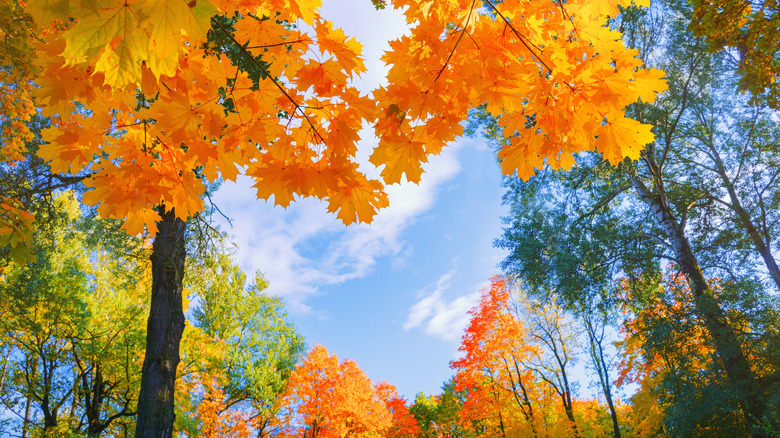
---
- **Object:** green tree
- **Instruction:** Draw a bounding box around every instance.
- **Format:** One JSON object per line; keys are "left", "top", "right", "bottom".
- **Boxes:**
{"left": 0, "top": 192, "right": 148, "bottom": 437}
{"left": 493, "top": 1, "right": 780, "bottom": 435}
{"left": 183, "top": 251, "right": 305, "bottom": 437}
{"left": 410, "top": 379, "right": 473, "bottom": 438}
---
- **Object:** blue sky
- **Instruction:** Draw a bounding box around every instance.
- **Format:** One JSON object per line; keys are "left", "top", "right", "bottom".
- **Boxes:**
{"left": 211, "top": 0, "right": 512, "bottom": 399}
{"left": 213, "top": 134, "right": 508, "bottom": 400}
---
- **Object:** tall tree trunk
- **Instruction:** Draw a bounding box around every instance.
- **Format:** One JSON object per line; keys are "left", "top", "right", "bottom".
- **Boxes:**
{"left": 630, "top": 172, "right": 767, "bottom": 437}
{"left": 583, "top": 313, "right": 620, "bottom": 438}
{"left": 135, "top": 208, "right": 186, "bottom": 438}
{"left": 21, "top": 392, "right": 31, "bottom": 438}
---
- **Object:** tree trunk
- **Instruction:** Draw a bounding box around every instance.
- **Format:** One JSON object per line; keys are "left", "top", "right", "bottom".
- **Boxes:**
{"left": 630, "top": 173, "right": 767, "bottom": 436}
{"left": 583, "top": 313, "right": 620, "bottom": 438}
{"left": 21, "top": 392, "right": 31, "bottom": 438}
{"left": 508, "top": 358, "right": 538, "bottom": 438}
{"left": 135, "top": 208, "right": 186, "bottom": 438}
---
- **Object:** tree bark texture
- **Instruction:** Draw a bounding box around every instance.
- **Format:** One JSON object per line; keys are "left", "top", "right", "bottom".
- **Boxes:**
{"left": 135, "top": 208, "right": 186, "bottom": 438}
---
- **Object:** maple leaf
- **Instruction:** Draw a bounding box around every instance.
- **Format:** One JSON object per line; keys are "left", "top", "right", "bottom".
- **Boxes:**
{"left": 234, "top": 15, "right": 290, "bottom": 49}
{"left": 326, "top": 177, "right": 388, "bottom": 224}
{"left": 60, "top": 0, "right": 151, "bottom": 86}
{"left": 251, "top": 160, "right": 296, "bottom": 208}
{"left": 25, "top": 0, "right": 71, "bottom": 28}
{"left": 143, "top": 0, "right": 218, "bottom": 78}
{"left": 0, "top": 197, "right": 36, "bottom": 263}
{"left": 632, "top": 67, "right": 669, "bottom": 103}
{"left": 595, "top": 116, "right": 656, "bottom": 164}
{"left": 369, "top": 131, "right": 428, "bottom": 184}
{"left": 315, "top": 20, "right": 366, "bottom": 76}
{"left": 151, "top": 93, "right": 205, "bottom": 140}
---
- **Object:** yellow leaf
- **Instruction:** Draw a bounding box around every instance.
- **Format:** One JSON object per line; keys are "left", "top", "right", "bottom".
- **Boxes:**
{"left": 143, "top": 0, "right": 218, "bottom": 77}
{"left": 315, "top": 20, "right": 366, "bottom": 76}
{"left": 369, "top": 136, "right": 427, "bottom": 184}
{"left": 62, "top": 0, "right": 150, "bottom": 86}
{"left": 122, "top": 207, "right": 160, "bottom": 235}
{"left": 326, "top": 177, "right": 388, "bottom": 225}
{"left": 632, "top": 68, "right": 668, "bottom": 103}
{"left": 250, "top": 160, "right": 296, "bottom": 208}
{"left": 26, "top": 0, "right": 70, "bottom": 27}
{"left": 595, "top": 116, "right": 655, "bottom": 164}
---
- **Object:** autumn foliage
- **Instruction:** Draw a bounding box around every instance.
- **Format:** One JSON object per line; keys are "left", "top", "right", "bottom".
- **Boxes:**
{"left": 613, "top": 269, "right": 780, "bottom": 436}
{"left": 274, "top": 344, "right": 418, "bottom": 437}
{"left": 451, "top": 276, "right": 588, "bottom": 437}
{"left": 13, "top": 0, "right": 666, "bottom": 239}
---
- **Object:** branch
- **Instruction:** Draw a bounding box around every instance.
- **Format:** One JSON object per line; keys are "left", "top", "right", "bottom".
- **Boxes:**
{"left": 483, "top": 0, "right": 553, "bottom": 74}
{"left": 435, "top": 0, "right": 478, "bottom": 82}
{"left": 572, "top": 183, "right": 631, "bottom": 226}
{"left": 211, "top": 18, "right": 325, "bottom": 144}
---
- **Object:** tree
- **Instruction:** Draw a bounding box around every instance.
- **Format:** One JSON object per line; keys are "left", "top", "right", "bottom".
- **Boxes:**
{"left": 181, "top": 251, "right": 305, "bottom": 437}
{"left": 274, "top": 344, "right": 393, "bottom": 438}
{"left": 520, "top": 294, "right": 581, "bottom": 437}
{"left": 375, "top": 382, "right": 422, "bottom": 438}
{"left": 0, "top": 192, "right": 148, "bottom": 437}
{"left": 616, "top": 269, "right": 780, "bottom": 436}
{"left": 578, "top": 299, "right": 622, "bottom": 438}
{"left": 689, "top": 0, "right": 780, "bottom": 108}
{"left": 452, "top": 276, "right": 590, "bottom": 437}
{"left": 494, "top": 1, "right": 780, "bottom": 433}
{"left": 5, "top": 0, "right": 667, "bottom": 434}
{"left": 410, "top": 379, "right": 471, "bottom": 438}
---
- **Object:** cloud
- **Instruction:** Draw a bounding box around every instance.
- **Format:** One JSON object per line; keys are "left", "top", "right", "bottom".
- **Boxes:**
{"left": 207, "top": 4, "right": 467, "bottom": 314}
{"left": 212, "top": 139, "right": 463, "bottom": 314}
{"left": 403, "top": 270, "right": 482, "bottom": 343}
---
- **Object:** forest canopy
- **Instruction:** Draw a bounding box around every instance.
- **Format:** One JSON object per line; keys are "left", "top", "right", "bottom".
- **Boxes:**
{"left": 1, "top": 0, "right": 778, "bottom": 436}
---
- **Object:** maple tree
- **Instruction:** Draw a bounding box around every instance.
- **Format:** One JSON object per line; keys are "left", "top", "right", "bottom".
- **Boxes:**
{"left": 376, "top": 381, "right": 424, "bottom": 438}
{"left": 3, "top": 0, "right": 668, "bottom": 434}
{"left": 273, "top": 344, "right": 395, "bottom": 437}
{"left": 18, "top": 0, "right": 666, "bottom": 235}
{"left": 452, "top": 276, "right": 592, "bottom": 437}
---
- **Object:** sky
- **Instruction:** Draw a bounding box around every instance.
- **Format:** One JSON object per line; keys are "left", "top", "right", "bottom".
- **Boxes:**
{"left": 211, "top": 0, "right": 513, "bottom": 400}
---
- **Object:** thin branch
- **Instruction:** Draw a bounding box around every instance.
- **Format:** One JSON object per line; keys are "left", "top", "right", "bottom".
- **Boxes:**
{"left": 212, "top": 18, "right": 325, "bottom": 144}
{"left": 483, "top": 0, "right": 553, "bottom": 73}
{"left": 435, "top": 0, "right": 478, "bottom": 82}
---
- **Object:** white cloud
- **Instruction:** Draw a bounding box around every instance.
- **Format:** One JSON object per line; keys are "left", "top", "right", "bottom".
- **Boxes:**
{"left": 404, "top": 270, "right": 482, "bottom": 343}
{"left": 207, "top": 3, "right": 466, "bottom": 314}
{"left": 212, "top": 139, "right": 463, "bottom": 314}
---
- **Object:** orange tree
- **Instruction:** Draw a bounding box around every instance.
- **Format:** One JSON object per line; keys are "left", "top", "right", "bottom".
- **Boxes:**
{"left": 273, "top": 344, "right": 397, "bottom": 437}
{"left": 451, "top": 276, "right": 543, "bottom": 437}
{"left": 4, "top": 0, "right": 666, "bottom": 435}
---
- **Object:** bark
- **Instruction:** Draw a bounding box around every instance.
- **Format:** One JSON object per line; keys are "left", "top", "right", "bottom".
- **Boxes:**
{"left": 84, "top": 362, "right": 106, "bottom": 436}
{"left": 135, "top": 208, "right": 186, "bottom": 438}
{"left": 21, "top": 392, "right": 31, "bottom": 438}
{"left": 630, "top": 171, "right": 767, "bottom": 436}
